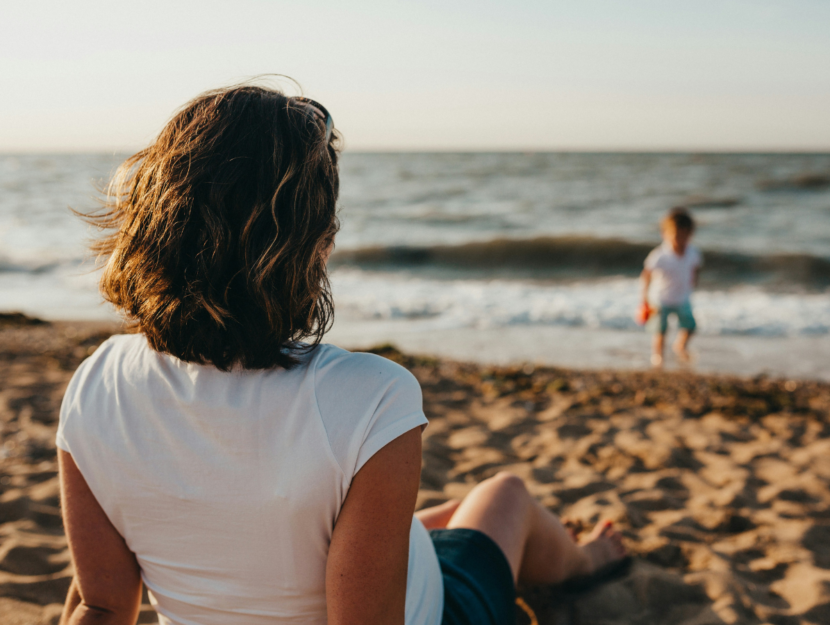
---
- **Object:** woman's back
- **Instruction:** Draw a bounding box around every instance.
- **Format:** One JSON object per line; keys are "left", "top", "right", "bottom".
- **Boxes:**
{"left": 57, "top": 334, "right": 442, "bottom": 625}
{"left": 56, "top": 83, "right": 628, "bottom": 625}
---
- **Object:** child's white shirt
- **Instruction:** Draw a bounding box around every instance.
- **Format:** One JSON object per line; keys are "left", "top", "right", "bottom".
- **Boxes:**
{"left": 644, "top": 242, "right": 702, "bottom": 306}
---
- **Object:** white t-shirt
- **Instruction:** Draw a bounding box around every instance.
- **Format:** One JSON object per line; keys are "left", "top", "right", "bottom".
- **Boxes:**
{"left": 57, "top": 335, "right": 443, "bottom": 625}
{"left": 644, "top": 242, "right": 702, "bottom": 306}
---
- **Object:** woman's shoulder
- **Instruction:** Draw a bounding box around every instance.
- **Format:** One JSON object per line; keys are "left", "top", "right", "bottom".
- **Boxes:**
{"left": 312, "top": 344, "right": 426, "bottom": 479}
{"left": 87, "top": 332, "right": 147, "bottom": 360}
{"left": 58, "top": 334, "right": 148, "bottom": 450}
{"left": 311, "top": 343, "right": 423, "bottom": 426}
{"left": 63, "top": 333, "right": 166, "bottom": 405}
{"left": 313, "top": 344, "right": 420, "bottom": 390}
{"left": 70, "top": 333, "right": 143, "bottom": 380}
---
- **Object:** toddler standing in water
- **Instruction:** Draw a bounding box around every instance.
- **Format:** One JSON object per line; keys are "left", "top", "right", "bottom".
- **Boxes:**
{"left": 641, "top": 208, "right": 702, "bottom": 368}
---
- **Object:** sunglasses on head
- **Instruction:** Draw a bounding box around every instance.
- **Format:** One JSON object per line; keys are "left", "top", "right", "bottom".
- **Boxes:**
{"left": 290, "top": 97, "right": 334, "bottom": 145}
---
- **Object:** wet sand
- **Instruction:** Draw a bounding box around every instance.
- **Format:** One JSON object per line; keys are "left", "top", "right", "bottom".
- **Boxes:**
{"left": 326, "top": 319, "right": 830, "bottom": 382}
{"left": 1, "top": 318, "right": 830, "bottom": 624}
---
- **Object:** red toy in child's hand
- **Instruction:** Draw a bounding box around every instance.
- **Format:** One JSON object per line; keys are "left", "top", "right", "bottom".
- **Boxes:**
{"left": 635, "top": 303, "right": 653, "bottom": 326}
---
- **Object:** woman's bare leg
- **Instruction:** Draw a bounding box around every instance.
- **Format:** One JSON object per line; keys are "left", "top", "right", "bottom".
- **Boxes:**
{"left": 445, "top": 472, "right": 625, "bottom": 585}
{"left": 415, "top": 499, "right": 461, "bottom": 530}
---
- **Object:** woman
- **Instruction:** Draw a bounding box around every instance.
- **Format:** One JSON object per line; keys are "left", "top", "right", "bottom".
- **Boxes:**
{"left": 57, "top": 83, "right": 626, "bottom": 625}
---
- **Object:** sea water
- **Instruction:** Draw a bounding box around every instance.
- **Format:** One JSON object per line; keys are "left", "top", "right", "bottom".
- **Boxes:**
{"left": 1, "top": 152, "right": 829, "bottom": 377}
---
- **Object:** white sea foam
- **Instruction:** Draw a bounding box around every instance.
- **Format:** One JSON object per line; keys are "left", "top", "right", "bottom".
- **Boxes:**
{"left": 331, "top": 269, "right": 830, "bottom": 337}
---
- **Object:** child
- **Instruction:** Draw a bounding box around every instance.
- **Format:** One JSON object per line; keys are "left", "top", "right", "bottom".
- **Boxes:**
{"left": 641, "top": 207, "right": 702, "bottom": 368}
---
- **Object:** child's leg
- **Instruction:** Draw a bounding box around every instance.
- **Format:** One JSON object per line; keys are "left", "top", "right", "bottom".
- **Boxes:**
{"left": 673, "top": 302, "right": 696, "bottom": 362}
{"left": 652, "top": 333, "right": 665, "bottom": 367}
{"left": 649, "top": 307, "right": 668, "bottom": 368}
{"left": 674, "top": 330, "right": 692, "bottom": 357}
{"left": 445, "top": 472, "right": 625, "bottom": 585}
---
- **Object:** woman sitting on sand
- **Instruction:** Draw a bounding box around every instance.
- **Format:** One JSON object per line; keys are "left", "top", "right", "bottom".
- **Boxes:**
{"left": 57, "top": 83, "right": 626, "bottom": 625}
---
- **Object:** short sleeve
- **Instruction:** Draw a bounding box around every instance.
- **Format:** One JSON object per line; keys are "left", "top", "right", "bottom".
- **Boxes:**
{"left": 691, "top": 246, "right": 703, "bottom": 268}
{"left": 644, "top": 247, "right": 662, "bottom": 270}
{"left": 313, "top": 348, "right": 427, "bottom": 481}
{"left": 56, "top": 339, "right": 113, "bottom": 454}
{"left": 352, "top": 369, "right": 425, "bottom": 474}
{"left": 55, "top": 389, "right": 75, "bottom": 453}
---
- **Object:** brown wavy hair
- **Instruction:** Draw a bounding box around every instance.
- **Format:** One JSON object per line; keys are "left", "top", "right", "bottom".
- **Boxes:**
{"left": 85, "top": 83, "right": 340, "bottom": 370}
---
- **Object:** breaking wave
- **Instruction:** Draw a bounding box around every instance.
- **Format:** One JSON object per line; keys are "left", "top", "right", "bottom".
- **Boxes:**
{"left": 331, "top": 237, "right": 830, "bottom": 291}
{"left": 330, "top": 271, "right": 830, "bottom": 337}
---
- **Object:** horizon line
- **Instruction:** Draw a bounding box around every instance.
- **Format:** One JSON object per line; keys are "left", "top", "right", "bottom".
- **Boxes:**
{"left": 2, "top": 147, "right": 830, "bottom": 156}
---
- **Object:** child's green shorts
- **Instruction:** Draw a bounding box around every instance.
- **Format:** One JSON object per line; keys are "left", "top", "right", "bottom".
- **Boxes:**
{"left": 650, "top": 301, "right": 696, "bottom": 335}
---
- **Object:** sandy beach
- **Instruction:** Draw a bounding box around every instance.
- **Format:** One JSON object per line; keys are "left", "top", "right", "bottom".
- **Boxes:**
{"left": 1, "top": 316, "right": 829, "bottom": 624}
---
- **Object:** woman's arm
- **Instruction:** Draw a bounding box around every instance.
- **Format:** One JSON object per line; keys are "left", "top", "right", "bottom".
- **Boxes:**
{"left": 58, "top": 449, "right": 143, "bottom": 625}
{"left": 326, "top": 428, "right": 423, "bottom": 625}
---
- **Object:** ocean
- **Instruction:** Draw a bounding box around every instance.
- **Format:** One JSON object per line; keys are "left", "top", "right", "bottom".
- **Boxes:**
{"left": 2, "top": 152, "right": 829, "bottom": 378}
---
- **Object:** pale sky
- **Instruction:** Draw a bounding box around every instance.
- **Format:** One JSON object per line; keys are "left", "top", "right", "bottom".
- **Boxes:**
{"left": 1, "top": 0, "right": 829, "bottom": 152}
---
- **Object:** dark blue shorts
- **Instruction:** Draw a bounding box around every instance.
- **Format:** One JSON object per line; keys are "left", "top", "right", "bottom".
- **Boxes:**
{"left": 430, "top": 528, "right": 516, "bottom": 625}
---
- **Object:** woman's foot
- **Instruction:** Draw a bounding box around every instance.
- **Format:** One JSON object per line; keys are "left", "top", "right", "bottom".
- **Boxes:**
{"left": 562, "top": 517, "right": 584, "bottom": 541}
{"left": 650, "top": 353, "right": 663, "bottom": 369}
{"left": 578, "top": 521, "right": 627, "bottom": 575}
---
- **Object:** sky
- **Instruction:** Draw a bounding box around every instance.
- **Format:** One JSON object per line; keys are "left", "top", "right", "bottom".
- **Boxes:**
{"left": 1, "top": 0, "right": 829, "bottom": 152}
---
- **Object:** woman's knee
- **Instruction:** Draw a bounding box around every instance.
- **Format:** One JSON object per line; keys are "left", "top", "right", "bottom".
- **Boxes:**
{"left": 478, "top": 472, "right": 529, "bottom": 504}
{"left": 451, "top": 472, "right": 533, "bottom": 523}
